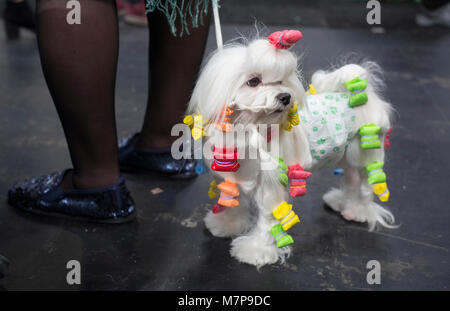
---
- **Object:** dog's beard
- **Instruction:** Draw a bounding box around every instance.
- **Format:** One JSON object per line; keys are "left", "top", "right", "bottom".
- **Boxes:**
{"left": 234, "top": 88, "right": 291, "bottom": 112}
{"left": 233, "top": 109, "right": 288, "bottom": 129}
{"left": 232, "top": 88, "right": 293, "bottom": 127}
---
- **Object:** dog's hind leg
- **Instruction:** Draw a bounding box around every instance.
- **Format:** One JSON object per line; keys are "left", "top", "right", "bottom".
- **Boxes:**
{"left": 316, "top": 62, "right": 396, "bottom": 230}
{"left": 325, "top": 139, "right": 396, "bottom": 230}
{"left": 323, "top": 157, "right": 361, "bottom": 215}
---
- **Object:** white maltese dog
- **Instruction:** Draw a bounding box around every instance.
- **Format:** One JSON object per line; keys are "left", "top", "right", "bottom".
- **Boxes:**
{"left": 185, "top": 30, "right": 396, "bottom": 268}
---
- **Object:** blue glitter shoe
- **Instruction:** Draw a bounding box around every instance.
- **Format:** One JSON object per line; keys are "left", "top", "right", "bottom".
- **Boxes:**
{"left": 8, "top": 169, "right": 136, "bottom": 223}
{"left": 118, "top": 133, "right": 197, "bottom": 179}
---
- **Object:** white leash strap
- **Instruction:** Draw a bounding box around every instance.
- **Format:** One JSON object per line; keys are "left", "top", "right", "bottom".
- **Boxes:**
{"left": 212, "top": 0, "right": 223, "bottom": 49}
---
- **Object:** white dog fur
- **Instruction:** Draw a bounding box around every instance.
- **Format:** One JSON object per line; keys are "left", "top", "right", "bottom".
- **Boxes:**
{"left": 187, "top": 35, "right": 396, "bottom": 268}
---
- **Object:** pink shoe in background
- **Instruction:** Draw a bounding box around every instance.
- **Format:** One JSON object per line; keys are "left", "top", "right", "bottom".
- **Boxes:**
{"left": 116, "top": 0, "right": 129, "bottom": 17}
{"left": 124, "top": 0, "right": 148, "bottom": 27}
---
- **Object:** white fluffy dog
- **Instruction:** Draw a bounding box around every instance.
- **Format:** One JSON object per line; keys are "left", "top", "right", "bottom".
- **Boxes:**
{"left": 187, "top": 30, "right": 396, "bottom": 268}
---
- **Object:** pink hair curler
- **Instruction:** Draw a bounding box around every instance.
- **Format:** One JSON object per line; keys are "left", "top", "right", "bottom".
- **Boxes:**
{"left": 268, "top": 30, "right": 303, "bottom": 49}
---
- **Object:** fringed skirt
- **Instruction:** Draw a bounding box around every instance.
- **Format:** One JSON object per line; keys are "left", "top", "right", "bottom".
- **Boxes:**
{"left": 145, "top": 0, "right": 219, "bottom": 36}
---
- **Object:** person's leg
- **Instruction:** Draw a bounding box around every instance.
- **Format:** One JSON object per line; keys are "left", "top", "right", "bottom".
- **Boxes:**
{"left": 37, "top": 0, "right": 120, "bottom": 189}
{"left": 136, "top": 6, "right": 211, "bottom": 149}
{"left": 8, "top": 0, "right": 134, "bottom": 223}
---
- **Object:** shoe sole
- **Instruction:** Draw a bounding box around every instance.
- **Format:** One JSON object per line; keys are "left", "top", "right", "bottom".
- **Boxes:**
{"left": 11, "top": 201, "right": 137, "bottom": 224}
{"left": 119, "top": 163, "right": 198, "bottom": 180}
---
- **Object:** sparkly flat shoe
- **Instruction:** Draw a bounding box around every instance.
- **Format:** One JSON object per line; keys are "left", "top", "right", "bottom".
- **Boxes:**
{"left": 8, "top": 169, "right": 136, "bottom": 224}
{"left": 118, "top": 133, "right": 197, "bottom": 179}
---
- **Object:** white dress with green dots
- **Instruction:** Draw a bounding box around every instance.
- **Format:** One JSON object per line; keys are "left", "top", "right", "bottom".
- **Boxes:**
{"left": 299, "top": 92, "right": 357, "bottom": 170}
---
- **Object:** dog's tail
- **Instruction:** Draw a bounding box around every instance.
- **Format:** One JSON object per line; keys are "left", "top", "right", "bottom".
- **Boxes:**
{"left": 312, "top": 62, "right": 397, "bottom": 231}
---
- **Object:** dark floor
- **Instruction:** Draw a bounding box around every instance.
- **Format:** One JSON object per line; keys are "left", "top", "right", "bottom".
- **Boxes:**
{"left": 1, "top": 3, "right": 450, "bottom": 290}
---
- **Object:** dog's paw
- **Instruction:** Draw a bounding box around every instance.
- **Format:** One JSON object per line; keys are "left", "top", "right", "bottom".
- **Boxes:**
{"left": 204, "top": 209, "right": 249, "bottom": 238}
{"left": 323, "top": 188, "right": 344, "bottom": 212}
{"left": 324, "top": 188, "right": 371, "bottom": 223}
{"left": 341, "top": 206, "right": 368, "bottom": 223}
{"left": 230, "top": 234, "right": 289, "bottom": 267}
{"left": 343, "top": 201, "right": 396, "bottom": 230}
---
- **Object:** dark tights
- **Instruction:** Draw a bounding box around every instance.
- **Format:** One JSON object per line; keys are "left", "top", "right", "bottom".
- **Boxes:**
{"left": 36, "top": 0, "right": 210, "bottom": 189}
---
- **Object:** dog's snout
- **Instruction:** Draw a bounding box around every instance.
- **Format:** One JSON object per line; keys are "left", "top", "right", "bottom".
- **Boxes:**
{"left": 276, "top": 93, "right": 291, "bottom": 106}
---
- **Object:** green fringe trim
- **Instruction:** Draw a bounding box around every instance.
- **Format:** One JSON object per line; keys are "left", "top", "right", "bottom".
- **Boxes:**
{"left": 145, "top": 0, "right": 218, "bottom": 37}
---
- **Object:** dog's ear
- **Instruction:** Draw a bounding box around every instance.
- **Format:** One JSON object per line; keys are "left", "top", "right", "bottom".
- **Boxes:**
{"left": 188, "top": 46, "right": 246, "bottom": 124}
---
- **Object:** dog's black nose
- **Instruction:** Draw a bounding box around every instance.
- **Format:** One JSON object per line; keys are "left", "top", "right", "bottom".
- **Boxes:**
{"left": 276, "top": 93, "right": 291, "bottom": 106}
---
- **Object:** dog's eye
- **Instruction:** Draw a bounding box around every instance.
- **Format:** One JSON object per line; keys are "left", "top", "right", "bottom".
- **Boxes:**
{"left": 247, "top": 77, "right": 261, "bottom": 87}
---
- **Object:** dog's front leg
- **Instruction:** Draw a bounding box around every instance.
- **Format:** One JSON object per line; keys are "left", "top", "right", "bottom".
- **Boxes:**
{"left": 204, "top": 170, "right": 257, "bottom": 238}
{"left": 230, "top": 176, "right": 290, "bottom": 268}
{"left": 204, "top": 195, "right": 252, "bottom": 238}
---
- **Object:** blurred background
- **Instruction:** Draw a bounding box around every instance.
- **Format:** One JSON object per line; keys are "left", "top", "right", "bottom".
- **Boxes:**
{"left": 0, "top": 0, "right": 449, "bottom": 290}
{"left": 2, "top": 0, "right": 447, "bottom": 29}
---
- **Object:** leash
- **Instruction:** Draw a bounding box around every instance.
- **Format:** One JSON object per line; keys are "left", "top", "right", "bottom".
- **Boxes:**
{"left": 211, "top": 0, "right": 223, "bottom": 49}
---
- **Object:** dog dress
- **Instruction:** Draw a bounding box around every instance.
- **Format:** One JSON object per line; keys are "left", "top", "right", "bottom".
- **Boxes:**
{"left": 299, "top": 92, "right": 357, "bottom": 170}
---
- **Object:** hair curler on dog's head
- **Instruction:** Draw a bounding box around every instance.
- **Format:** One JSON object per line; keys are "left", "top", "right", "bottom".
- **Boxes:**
{"left": 268, "top": 30, "right": 303, "bottom": 50}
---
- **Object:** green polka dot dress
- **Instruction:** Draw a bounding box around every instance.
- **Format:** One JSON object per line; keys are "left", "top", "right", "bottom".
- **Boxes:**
{"left": 299, "top": 92, "right": 357, "bottom": 169}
